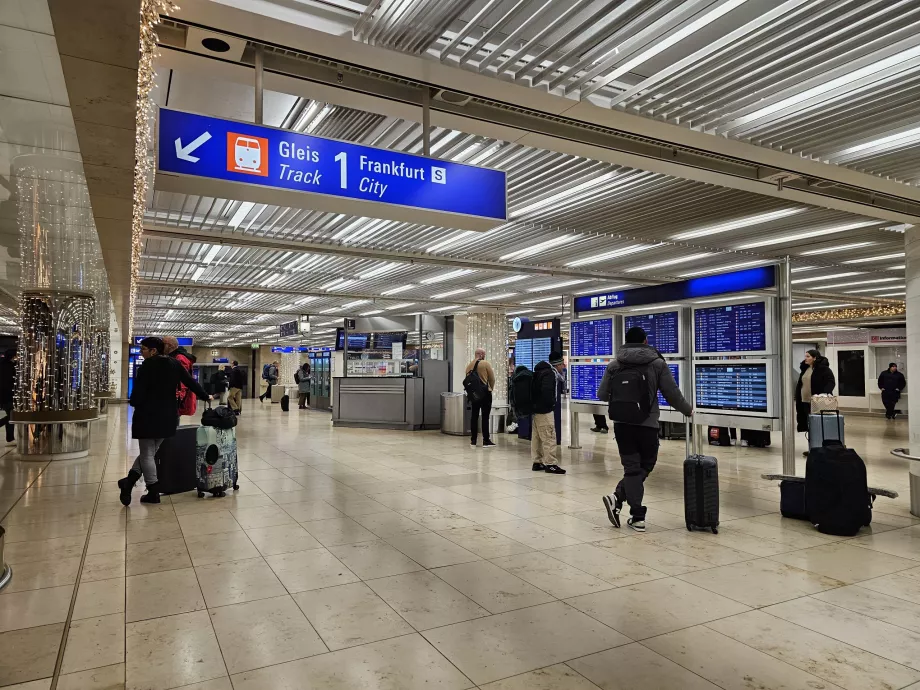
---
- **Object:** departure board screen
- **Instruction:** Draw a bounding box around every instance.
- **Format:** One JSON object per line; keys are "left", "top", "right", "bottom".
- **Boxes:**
{"left": 658, "top": 363, "right": 680, "bottom": 409}
{"left": 372, "top": 332, "right": 407, "bottom": 349}
{"left": 695, "top": 363, "right": 769, "bottom": 413}
{"left": 570, "top": 319, "right": 614, "bottom": 357}
{"left": 532, "top": 337, "right": 551, "bottom": 367}
{"left": 570, "top": 364, "right": 606, "bottom": 402}
{"left": 694, "top": 301, "right": 767, "bottom": 353}
{"left": 514, "top": 340, "right": 533, "bottom": 370}
{"left": 335, "top": 329, "right": 370, "bottom": 351}
{"left": 624, "top": 311, "right": 680, "bottom": 355}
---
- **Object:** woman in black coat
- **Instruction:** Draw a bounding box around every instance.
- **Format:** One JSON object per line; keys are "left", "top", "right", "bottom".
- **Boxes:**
{"left": 795, "top": 349, "right": 836, "bottom": 433}
{"left": 118, "top": 337, "right": 210, "bottom": 505}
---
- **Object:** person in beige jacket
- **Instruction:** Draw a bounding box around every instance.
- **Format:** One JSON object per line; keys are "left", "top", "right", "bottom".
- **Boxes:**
{"left": 465, "top": 348, "right": 496, "bottom": 448}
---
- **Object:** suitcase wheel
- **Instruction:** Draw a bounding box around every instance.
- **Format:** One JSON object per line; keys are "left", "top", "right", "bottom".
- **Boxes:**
{"left": 711, "top": 527, "right": 718, "bottom": 534}
{"left": 197, "top": 491, "right": 205, "bottom": 498}
{"left": 233, "top": 484, "right": 239, "bottom": 491}
{"left": 686, "top": 522, "right": 692, "bottom": 531}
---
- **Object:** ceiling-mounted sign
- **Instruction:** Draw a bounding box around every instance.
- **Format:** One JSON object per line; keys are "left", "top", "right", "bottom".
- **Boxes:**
{"left": 279, "top": 320, "right": 298, "bottom": 338}
{"left": 156, "top": 108, "right": 507, "bottom": 231}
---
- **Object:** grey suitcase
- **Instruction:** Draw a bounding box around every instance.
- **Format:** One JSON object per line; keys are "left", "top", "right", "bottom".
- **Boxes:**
{"left": 808, "top": 411, "right": 844, "bottom": 450}
{"left": 683, "top": 419, "right": 719, "bottom": 533}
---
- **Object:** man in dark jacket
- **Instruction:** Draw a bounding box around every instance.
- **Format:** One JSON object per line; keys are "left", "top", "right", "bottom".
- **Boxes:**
{"left": 598, "top": 327, "right": 692, "bottom": 532}
{"left": 228, "top": 361, "right": 245, "bottom": 415}
{"left": 118, "top": 337, "right": 210, "bottom": 506}
{"left": 531, "top": 351, "right": 566, "bottom": 474}
{"left": 878, "top": 363, "right": 907, "bottom": 420}
{"left": 210, "top": 366, "right": 230, "bottom": 404}
{"left": 0, "top": 349, "right": 16, "bottom": 444}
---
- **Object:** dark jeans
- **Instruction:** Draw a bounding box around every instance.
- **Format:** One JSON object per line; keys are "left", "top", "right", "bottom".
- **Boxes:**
{"left": 612, "top": 423, "right": 660, "bottom": 518}
{"left": 298, "top": 392, "right": 310, "bottom": 408}
{"left": 470, "top": 393, "right": 492, "bottom": 445}
{"left": 261, "top": 382, "right": 272, "bottom": 401}
{"left": 882, "top": 390, "right": 900, "bottom": 418}
{"left": 592, "top": 414, "right": 609, "bottom": 430}
{"left": 0, "top": 404, "right": 12, "bottom": 442}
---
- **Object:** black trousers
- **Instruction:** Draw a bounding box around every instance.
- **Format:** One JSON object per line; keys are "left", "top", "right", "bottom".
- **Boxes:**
{"left": 0, "top": 404, "right": 13, "bottom": 442}
{"left": 470, "top": 393, "right": 492, "bottom": 444}
{"left": 592, "top": 414, "right": 609, "bottom": 430}
{"left": 612, "top": 423, "right": 660, "bottom": 518}
{"left": 261, "top": 382, "right": 272, "bottom": 401}
{"left": 882, "top": 390, "right": 900, "bottom": 418}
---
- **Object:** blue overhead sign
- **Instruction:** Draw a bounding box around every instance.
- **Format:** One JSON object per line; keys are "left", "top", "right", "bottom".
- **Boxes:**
{"left": 156, "top": 108, "right": 507, "bottom": 224}
{"left": 574, "top": 266, "right": 776, "bottom": 313}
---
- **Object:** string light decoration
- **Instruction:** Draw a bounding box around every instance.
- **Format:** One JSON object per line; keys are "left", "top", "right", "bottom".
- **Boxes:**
{"left": 792, "top": 303, "right": 906, "bottom": 323}
{"left": 131, "top": 0, "right": 178, "bottom": 337}
{"left": 467, "top": 311, "right": 508, "bottom": 403}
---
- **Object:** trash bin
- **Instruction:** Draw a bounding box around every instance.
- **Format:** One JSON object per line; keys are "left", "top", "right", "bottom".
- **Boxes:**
{"left": 441, "top": 392, "right": 471, "bottom": 436}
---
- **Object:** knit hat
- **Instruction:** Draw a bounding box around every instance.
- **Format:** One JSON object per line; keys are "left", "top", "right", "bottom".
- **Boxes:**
{"left": 889, "top": 362, "right": 898, "bottom": 368}
{"left": 549, "top": 351, "right": 565, "bottom": 366}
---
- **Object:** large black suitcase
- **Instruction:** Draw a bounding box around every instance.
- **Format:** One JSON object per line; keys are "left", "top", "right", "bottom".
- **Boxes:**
{"left": 154, "top": 425, "right": 199, "bottom": 495}
{"left": 684, "top": 420, "right": 719, "bottom": 533}
{"left": 741, "top": 428, "right": 771, "bottom": 448}
{"left": 805, "top": 443, "right": 871, "bottom": 536}
{"left": 280, "top": 394, "right": 290, "bottom": 412}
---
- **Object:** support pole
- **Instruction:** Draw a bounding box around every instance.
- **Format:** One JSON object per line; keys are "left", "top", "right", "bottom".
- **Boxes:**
{"left": 254, "top": 45, "right": 264, "bottom": 125}
{"left": 422, "top": 88, "right": 431, "bottom": 157}
{"left": 778, "top": 258, "right": 796, "bottom": 474}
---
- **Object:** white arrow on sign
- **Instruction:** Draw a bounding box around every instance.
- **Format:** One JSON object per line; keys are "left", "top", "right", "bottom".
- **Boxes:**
{"left": 174, "top": 132, "right": 212, "bottom": 163}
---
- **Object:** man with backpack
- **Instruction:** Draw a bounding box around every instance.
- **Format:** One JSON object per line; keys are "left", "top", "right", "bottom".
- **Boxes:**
{"left": 260, "top": 360, "right": 279, "bottom": 403}
{"left": 530, "top": 351, "right": 567, "bottom": 474}
{"left": 464, "top": 348, "right": 496, "bottom": 448}
{"left": 598, "top": 327, "right": 692, "bottom": 532}
{"left": 228, "top": 360, "right": 245, "bottom": 415}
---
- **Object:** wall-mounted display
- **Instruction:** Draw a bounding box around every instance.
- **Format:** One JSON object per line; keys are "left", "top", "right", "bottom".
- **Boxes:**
{"left": 624, "top": 311, "right": 681, "bottom": 355}
{"left": 694, "top": 361, "right": 772, "bottom": 416}
{"left": 570, "top": 363, "right": 607, "bottom": 402}
{"left": 693, "top": 300, "right": 771, "bottom": 355}
{"left": 658, "top": 363, "right": 681, "bottom": 409}
{"left": 570, "top": 318, "right": 614, "bottom": 357}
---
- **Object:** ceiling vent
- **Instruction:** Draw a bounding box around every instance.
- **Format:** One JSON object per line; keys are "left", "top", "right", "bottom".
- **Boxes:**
{"left": 185, "top": 27, "right": 247, "bottom": 62}
{"left": 433, "top": 89, "right": 473, "bottom": 106}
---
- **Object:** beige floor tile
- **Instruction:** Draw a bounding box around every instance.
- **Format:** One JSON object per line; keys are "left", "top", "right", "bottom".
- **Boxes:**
{"left": 353, "top": 510, "right": 432, "bottom": 537}
{"left": 61, "top": 613, "right": 125, "bottom": 674}
{"left": 279, "top": 500, "right": 344, "bottom": 522}
{"left": 644, "top": 625, "right": 846, "bottom": 690}
{"left": 709, "top": 609, "right": 920, "bottom": 690}
{"left": 490, "top": 551, "right": 615, "bottom": 599}
{"left": 542, "top": 543, "right": 669, "bottom": 587}
{"left": 677, "top": 558, "right": 846, "bottom": 607}
{"left": 57, "top": 663, "right": 124, "bottom": 690}
{"left": 90, "top": 516, "right": 127, "bottom": 537}
{"left": 126, "top": 568, "right": 205, "bottom": 622}
{"left": 384, "top": 532, "right": 481, "bottom": 568}
{"left": 177, "top": 511, "right": 241, "bottom": 537}
{"left": 0, "top": 585, "right": 73, "bottom": 632}
{"left": 208, "top": 595, "right": 327, "bottom": 674}
{"left": 423, "top": 601, "right": 630, "bottom": 685}
{"left": 4, "top": 535, "right": 86, "bottom": 564}
{"left": 675, "top": 523, "right": 799, "bottom": 557}
{"left": 328, "top": 540, "right": 424, "bottom": 579}
{"left": 566, "top": 577, "right": 749, "bottom": 640}
{"left": 527, "top": 514, "right": 620, "bottom": 542}
{"left": 478, "top": 496, "right": 561, "bottom": 519}
{"left": 432, "top": 560, "right": 555, "bottom": 613}
{"left": 569, "top": 643, "right": 721, "bottom": 690}
{"left": 230, "top": 505, "right": 296, "bottom": 530}
{"left": 323, "top": 496, "right": 393, "bottom": 517}
{"left": 394, "top": 507, "right": 476, "bottom": 531}
{"left": 640, "top": 531, "right": 761, "bottom": 565}
{"left": 583, "top": 538, "right": 713, "bottom": 576}
{"left": 125, "top": 538, "right": 190, "bottom": 576}
{"left": 485, "top": 520, "right": 584, "bottom": 549}
{"left": 265, "top": 547, "right": 360, "bottom": 592}
{"left": 815, "top": 584, "right": 920, "bottom": 634}
{"left": 86, "top": 531, "right": 126, "bottom": 556}
{"left": 435, "top": 525, "right": 533, "bottom": 559}
{"left": 182, "top": 530, "right": 260, "bottom": 567}
{"left": 301, "top": 517, "right": 378, "bottom": 546}
{"left": 194, "top": 556, "right": 286, "bottom": 607}
{"left": 479, "top": 664, "right": 602, "bottom": 690}
{"left": 366, "top": 570, "right": 488, "bottom": 629}
{"left": 368, "top": 491, "right": 438, "bottom": 511}
{"left": 230, "top": 633, "right": 472, "bottom": 690}
{"left": 125, "top": 610, "right": 226, "bottom": 690}
{"left": 244, "top": 523, "right": 322, "bottom": 556}
{"left": 0, "top": 623, "right": 64, "bottom": 687}
{"left": 1, "top": 518, "right": 89, "bottom": 543}
{"left": 156, "top": 678, "right": 231, "bottom": 690}
{"left": 125, "top": 518, "right": 182, "bottom": 544}
{"left": 436, "top": 499, "right": 520, "bottom": 525}
{"left": 0, "top": 556, "right": 81, "bottom": 593}
{"left": 74, "top": 578, "right": 126, "bottom": 621}
{"left": 851, "top": 526, "right": 920, "bottom": 561}
{"left": 857, "top": 565, "right": 920, "bottom": 604}
{"left": 769, "top": 542, "right": 918, "bottom": 584}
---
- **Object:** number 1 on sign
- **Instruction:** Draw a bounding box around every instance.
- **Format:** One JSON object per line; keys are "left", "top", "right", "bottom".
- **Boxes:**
{"left": 334, "top": 152, "right": 347, "bottom": 189}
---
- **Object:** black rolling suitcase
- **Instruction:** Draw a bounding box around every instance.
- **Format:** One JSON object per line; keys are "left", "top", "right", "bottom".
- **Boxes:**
{"left": 741, "top": 428, "right": 771, "bottom": 448}
{"left": 154, "top": 425, "right": 199, "bottom": 495}
{"left": 280, "top": 394, "right": 290, "bottom": 412}
{"left": 805, "top": 439, "right": 871, "bottom": 536}
{"left": 684, "top": 418, "right": 719, "bottom": 533}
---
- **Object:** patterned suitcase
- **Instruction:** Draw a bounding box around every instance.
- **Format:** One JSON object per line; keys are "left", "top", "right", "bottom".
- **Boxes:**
{"left": 195, "top": 426, "right": 238, "bottom": 498}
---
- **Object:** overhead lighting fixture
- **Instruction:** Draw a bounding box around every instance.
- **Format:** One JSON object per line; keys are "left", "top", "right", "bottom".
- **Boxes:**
{"left": 507, "top": 309, "right": 537, "bottom": 315}
{"left": 845, "top": 285, "right": 905, "bottom": 294}
{"left": 384, "top": 302, "right": 415, "bottom": 310}
{"left": 831, "top": 125, "right": 920, "bottom": 160}
{"left": 381, "top": 284, "right": 416, "bottom": 296}
{"left": 275, "top": 304, "right": 297, "bottom": 311}
{"left": 693, "top": 294, "right": 756, "bottom": 304}
{"left": 629, "top": 304, "right": 678, "bottom": 312}
{"left": 260, "top": 274, "right": 283, "bottom": 287}
{"left": 431, "top": 288, "right": 470, "bottom": 299}
{"left": 812, "top": 277, "right": 902, "bottom": 290}
{"left": 360, "top": 309, "right": 383, "bottom": 316}
{"left": 339, "top": 300, "right": 369, "bottom": 310}
{"left": 500, "top": 235, "right": 578, "bottom": 261}
{"left": 293, "top": 101, "right": 321, "bottom": 131}
{"left": 321, "top": 278, "right": 352, "bottom": 291}
{"left": 359, "top": 262, "right": 401, "bottom": 280}
{"left": 626, "top": 253, "right": 711, "bottom": 273}
{"left": 430, "top": 130, "right": 462, "bottom": 154}
{"left": 800, "top": 242, "right": 875, "bottom": 256}
{"left": 791, "top": 272, "right": 864, "bottom": 285}
{"left": 419, "top": 269, "right": 475, "bottom": 285}
{"left": 191, "top": 266, "right": 205, "bottom": 281}
{"left": 678, "top": 260, "right": 766, "bottom": 278}
{"left": 476, "top": 292, "right": 519, "bottom": 301}
{"left": 566, "top": 243, "right": 662, "bottom": 267}
{"left": 736, "top": 221, "right": 879, "bottom": 249}
{"left": 792, "top": 266, "right": 816, "bottom": 273}
{"left": 842, "top": 252, "right": 906, "bottom": 264}
{"left": 575, "top": 284, "right": 631, "bottom": 295}
{"left": 532, "top": 311, "right": 563, "bottom": 318}
{"left": 672, "top": 208, "right": 805, "bottom": 241}
{"left": 430, "top": 304, "right": 462, "bottom": 312}
{"left": 792, "top": 303, "right": 853, "bottom": 311}
{"left": 510, "top": 172, "right": 617, "bottom": 219}
{"left": 295, "top": 296, "right": 318, "bottom": 305}
{"left": 173, "top": 297, "right": 182, "bottom": 306}
{"left": 305, "top": 105, "right": 332, "bottom": 133}
{"left": 227, "top": 202, "right": 256, "bottom": 229}
{"left": 201, "top": 245, "right": 221, "bottom": 264}
{"left": 526, "top": 279, "right": 590, "bottom": 292}
{"left": 876, "top": 291, "right": 907, "bottom": 297}
{"left": 426, "top": 230, "right": 478, "bottom": 254}
{"left": 521, "top": 295, "right": 562, "bottom": 305}
{"left": 476, "top": 275, "right": 527, "bottom": 288}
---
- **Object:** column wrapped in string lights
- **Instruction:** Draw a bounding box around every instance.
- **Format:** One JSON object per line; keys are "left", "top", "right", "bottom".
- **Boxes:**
{"left": 466, "top": 310, "right": 508, "bottom": 403}
{"left": 93, "top": 282, "right": 113, "bottom": 416}
{"left": 13, "top": 154, "right": 99, "bottom": 459}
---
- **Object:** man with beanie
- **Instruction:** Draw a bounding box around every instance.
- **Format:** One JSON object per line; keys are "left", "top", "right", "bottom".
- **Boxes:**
{"left": 598, "top": 327, "right": 691, "bottom": 532}
{"left": 531, "top": 351, "right": 567, "bottom": 474}
{"left": 878, "top": 362, "right": 907, "bottom": 420}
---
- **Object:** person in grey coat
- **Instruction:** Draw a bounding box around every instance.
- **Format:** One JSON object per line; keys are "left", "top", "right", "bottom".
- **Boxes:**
{"left": 597, "top": 326, "right": 692, "bottom": 532}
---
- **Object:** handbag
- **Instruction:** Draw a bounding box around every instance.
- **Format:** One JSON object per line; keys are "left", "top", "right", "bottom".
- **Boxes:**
{"left": 201, "top": 402, "right": 237, "bottom": 429}
{"left": 810, "top": 394, "right": 838, "bottom": 412}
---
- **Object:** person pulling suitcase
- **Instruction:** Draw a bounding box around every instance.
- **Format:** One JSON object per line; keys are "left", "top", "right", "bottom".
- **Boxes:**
{"left": 598, "top": 327, "right": 692, "bottom": 532}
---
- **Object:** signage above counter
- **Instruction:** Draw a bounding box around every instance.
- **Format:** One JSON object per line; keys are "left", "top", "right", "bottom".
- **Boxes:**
{"left": 156, "top": 108, "right": 507, "bottom": 232}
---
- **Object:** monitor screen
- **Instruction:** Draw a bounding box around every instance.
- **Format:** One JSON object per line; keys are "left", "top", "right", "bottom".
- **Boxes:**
{"left": 372, "top": 332, "right": 408, "bottom": 349}
{"left": 658, "top": 363, "right": 680, "bottom": 409}
{"left": 694, "top": 301, "right": 768, "bottom": 354}
{"left": 514, "top": 339, "right": 533, "bottom": 370}
{"left": 335, "top": 329, "right": 370, "bottom": 351}
{"left": 570, "top": 319, "right": 614, "bottom": 357}
{"left": 570, "top": 363, "right": 607, "bottom": 402}
{"left": 624, "top": 311, "right": 680, "bottom": 355}
{"left": 695, "top": 362, "right": 769, "bottom": 414}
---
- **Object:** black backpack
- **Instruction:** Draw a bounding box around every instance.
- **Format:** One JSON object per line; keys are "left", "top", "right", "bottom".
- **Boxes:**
{"left": 463, "top": 361, "right": 489, "bottom": 403}
{"left": 607, "top": 363, "right": 652, "bottom": 424}
{"left": 511, "top": 368, "right": 535, "bottom": 415}
{"left": 201, "top": 403, "right": 238, "bottom": 429}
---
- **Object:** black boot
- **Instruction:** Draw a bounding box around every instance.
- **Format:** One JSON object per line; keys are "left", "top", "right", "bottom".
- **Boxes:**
{"left": 140, "top": 482, "right": 161, "bottom": 504}
{"left": 117, "top": 470, "right": 142, "bottom": 506}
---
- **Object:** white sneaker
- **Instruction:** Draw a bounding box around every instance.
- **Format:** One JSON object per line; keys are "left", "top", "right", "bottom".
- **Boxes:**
{"left": 470, "top": 442, "right": 477, "bottom": 448}
{"left": 627, "top": 517, "right": 646, "bottom": 533}
{"left": 507, "top": 423, "right": 518, "bottom": 433}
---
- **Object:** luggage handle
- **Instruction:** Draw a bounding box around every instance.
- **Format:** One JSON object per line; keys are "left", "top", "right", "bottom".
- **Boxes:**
{"left": 818, "top": 409, "right": 843, "bottom": 447}
{"left": 685, "top": 413, "right": 695, "bottom": 457}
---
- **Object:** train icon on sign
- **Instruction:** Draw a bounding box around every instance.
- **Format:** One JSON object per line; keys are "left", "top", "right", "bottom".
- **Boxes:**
{"left": 227, "top": 133, "right": 269, "bottom": 176}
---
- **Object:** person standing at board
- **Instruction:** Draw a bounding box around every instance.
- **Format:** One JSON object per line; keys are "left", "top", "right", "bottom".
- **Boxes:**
{"left": 531, "top": 351, "right": 567, "bottom": 474}
{"left": 465, "top": 348, "right": 496, "bottom": 448}
{"left": 878, "top": 362, "right": 906, "bottom": 420}
{"left": 795, "top": 349, "right": 836, "bottom": 453}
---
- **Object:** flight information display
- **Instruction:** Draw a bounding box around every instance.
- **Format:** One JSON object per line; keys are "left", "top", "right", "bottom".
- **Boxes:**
{"left": 570, "top": 364, "right": 606, "bottom": 402}
{"left": 335, "top": 329, "right": 370, "bottom": 351}
{"left": 658, "top": 363, "right": 680, "bottom": 409}
{"left": 694, "top": 301, "right": 767, "bottom": 354}
{"left": 514, "top": 337, "right": 552, "bottom": 370}
{"left": 695, "top": 363, "right": 769, "bottom": 414}
{"left": 372, "top": 332, "right": 407, "bottom": 349}
{"left": 570, "top": 319, "right": 614, "bottom": 357}
{"left": 624, "top": 311, "right": 680, "bottom": 355}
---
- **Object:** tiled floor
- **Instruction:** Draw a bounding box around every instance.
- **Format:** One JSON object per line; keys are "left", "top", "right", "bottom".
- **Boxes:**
{"left": 1, "top": 402, "right": 920, "bottom": 689}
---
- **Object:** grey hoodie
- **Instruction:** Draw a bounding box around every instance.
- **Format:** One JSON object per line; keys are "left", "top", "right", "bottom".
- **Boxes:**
{"left": 597, "top": 343, "right": 692, "bottom": 429}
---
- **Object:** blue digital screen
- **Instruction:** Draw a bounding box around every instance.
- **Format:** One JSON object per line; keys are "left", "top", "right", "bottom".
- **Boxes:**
{"left": 571, "top": 319, "right": 614, "bottom": 357}
{"left": 335, "top": 329, "right": 370, "bottom": 351}
{"left": 133, "top": 336, "right": 193, "bottom": 347}
{"left": 532, "top": 337, "right": 551, "bottom": 368}
{"left": 658, "top": 363, "right": 680, "bottom": 409}
{"left": 514, "top": 339, "right": 533, "bottom": 370}
{"left": 695, "top": 363, "right": 769, "bottom": 413}
{"left": 624, "top": 311, "right": 680, "bottom": 355}
{"left": 271, "top": 346, "right": 295, "bottom": 353}
{"left": 694, "top": 301, "right": 767, "bottom": 353}
{"left": 571, "top": 364, "right": 607, "bottom": 402}
{"left": 158, "top": 109, "right": 507, "bottom": 221}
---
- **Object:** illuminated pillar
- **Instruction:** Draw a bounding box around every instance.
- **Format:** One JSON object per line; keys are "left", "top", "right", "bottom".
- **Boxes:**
{"left": 466, "top": 309, "right": 508, "bottom": 403}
